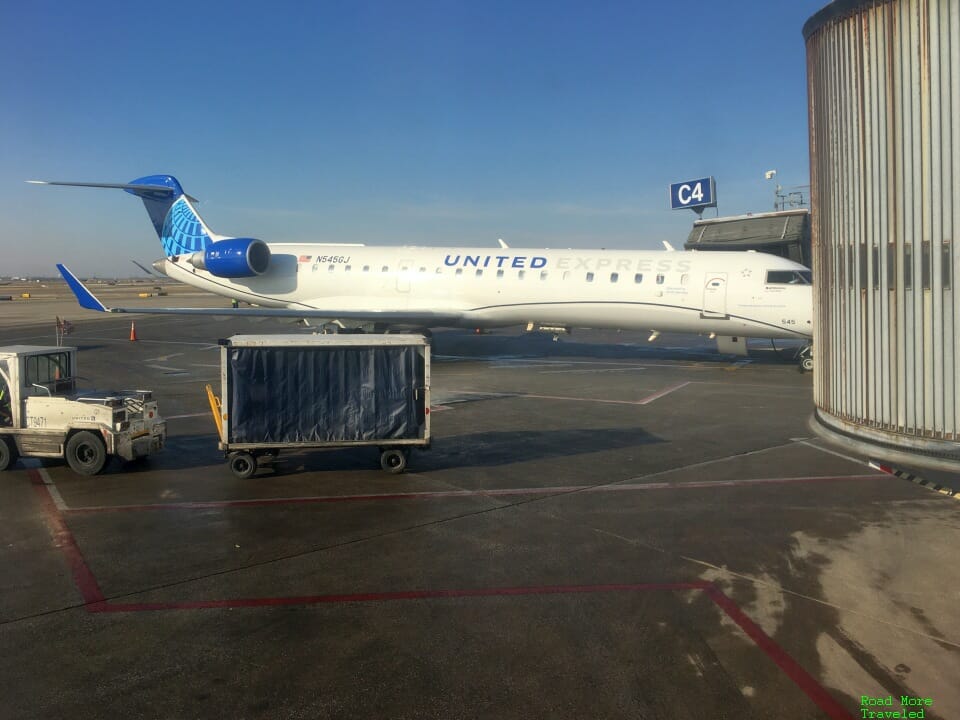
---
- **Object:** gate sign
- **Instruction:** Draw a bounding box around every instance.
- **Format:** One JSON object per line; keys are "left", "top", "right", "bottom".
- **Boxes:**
{"left": 669, "top": 177, "right": 717, "bottom": 211}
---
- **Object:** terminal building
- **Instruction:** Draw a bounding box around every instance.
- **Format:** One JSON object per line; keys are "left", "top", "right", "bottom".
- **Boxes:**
{"left": 683, "top": 209, "right": 812, "bottom": 268}
{"left": 805, "top": 0, "right": 960, "bottom": 472}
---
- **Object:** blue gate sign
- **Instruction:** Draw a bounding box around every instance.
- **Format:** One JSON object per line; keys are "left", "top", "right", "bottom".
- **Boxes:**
{"left": 669, "top": 177, "right": 717, "bottom": 210}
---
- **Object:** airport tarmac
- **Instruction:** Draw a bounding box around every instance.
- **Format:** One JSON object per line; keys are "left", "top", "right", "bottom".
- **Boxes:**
{"left": 1, "top": 289, "right": 958, "bottom": 720}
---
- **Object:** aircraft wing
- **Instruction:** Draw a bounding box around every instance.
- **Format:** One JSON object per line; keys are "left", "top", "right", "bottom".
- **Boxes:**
{"left": 56, "top": 264, "right": 465, "bottom": 325}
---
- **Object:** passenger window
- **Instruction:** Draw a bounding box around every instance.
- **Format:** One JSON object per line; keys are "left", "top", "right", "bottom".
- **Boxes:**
{"left": 586, "top": 272, "right": 594, "bottom": 282}
{"left": 475, "top": 269, "right": 483, "bottom": 277}
{"left": 344, "top": 265, "right": 351, "bottom": 272}
{"left": 562, "top": 271, "right": 570, "bottom": 280}
{"left": 656, "top": 274, "right": 665, "bottom": 284}
{"left": 362, "top": 265, "right": 370, "bottom": 272}
{"left": 328, "top": 265, "right": 335, "bottom": 272}
{"left": 680, "top": 273, "right": 688, "bottom": 285}
{"left": 610, "top": 273, "right": 619, "bottom": 283}
{"left": 518, "top": 270, "right": 525, "bottom": 279}
{"left": 540, "top": 271, "right": 549, "bottom": 281}
{"left": 419, "top": 267, "right": 426, "bottom": 273}
{"left": 634, "top": 273, "right": 643, "bottom": 283}
{"left": 455, "top": 268, "right": 463, "bottom": 276}
{"left": 497, "top": 269, "right": 504, "bottom": 278}
{"left": 381, "top": 266, "right": 389, "bottom": 273}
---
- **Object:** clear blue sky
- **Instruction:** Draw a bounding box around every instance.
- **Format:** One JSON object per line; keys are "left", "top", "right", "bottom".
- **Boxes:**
{"left": 1, "top": 0, "right": 827, "bottom": 277}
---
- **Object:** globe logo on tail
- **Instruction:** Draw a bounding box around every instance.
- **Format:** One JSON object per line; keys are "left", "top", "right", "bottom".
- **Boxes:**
{"left": 161, "top": 197, "right": 211, "bottom": 256}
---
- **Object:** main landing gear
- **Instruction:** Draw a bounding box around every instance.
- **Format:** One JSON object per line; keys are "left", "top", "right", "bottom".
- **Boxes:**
{"left": 797, "top": 344, "right": 814, "bottom": 373}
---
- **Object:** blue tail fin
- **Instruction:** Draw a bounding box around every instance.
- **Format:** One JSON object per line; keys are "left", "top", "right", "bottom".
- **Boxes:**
{"left": 122, "top": 175, "right": 184, "bottom": 239}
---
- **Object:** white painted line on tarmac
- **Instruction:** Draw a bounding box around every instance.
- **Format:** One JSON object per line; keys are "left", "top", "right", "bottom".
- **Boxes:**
{"left": 165, "top": 412, "right": 210, "bottom": 420}
{"left": 637, "top": 381, "right": 691, "bottom": 405}
{"left": 80, "top": 337, "right": 217, "bottom": 347}
{"left": 61, "top": 473, "right": 887, "bottom": 513}
{"left": 22, "top": 460, "right": 67, "bottom": 511}
{"left": 539, "top": 367, "right": 647, "bottom": 375}
{"left": 623, "top": 439, "right": 809, "bottom": 483}
{"left": 446, "top": 384, "right": 691, "bottom": 406}
{"left": 451, "top": 389, "right": 650, "bottom": 406}
{"left": 145, "top": 364, "right": 189, "bottom": 374}
{"left": 489, "top": 361, "right": 570, "bottom": 368}
{"left": 798, "top": 440, "right": 871, "bottom": 468}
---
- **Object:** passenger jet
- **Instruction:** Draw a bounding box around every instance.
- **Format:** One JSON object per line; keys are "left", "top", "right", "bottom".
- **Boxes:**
{"left": 34, "top": 175, "right": 813, "bottom": 366}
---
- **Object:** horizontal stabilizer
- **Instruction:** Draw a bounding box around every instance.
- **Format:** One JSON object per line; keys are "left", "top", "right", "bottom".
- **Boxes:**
{"left": 27, "top": 178, "right": 197, "bottom": 203}
{"left": 131, "top": 260, "right": 160, "bottom": 277}
{"left": 29, "top": 180, "right": 174, "bottom": 195}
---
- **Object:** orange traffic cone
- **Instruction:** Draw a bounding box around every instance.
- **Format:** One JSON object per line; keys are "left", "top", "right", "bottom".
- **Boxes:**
{"left": 129, "top": 321, "right": 138, "bottom": 342}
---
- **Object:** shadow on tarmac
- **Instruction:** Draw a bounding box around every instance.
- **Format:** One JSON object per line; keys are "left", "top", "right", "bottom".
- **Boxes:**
{"left": 431, "top": 330, "right": 804, "bottom": 366}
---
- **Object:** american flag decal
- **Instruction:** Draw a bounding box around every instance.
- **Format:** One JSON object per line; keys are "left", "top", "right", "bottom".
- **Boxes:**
{"left": 299, "top": 255, "right": 312, "bottom": 263}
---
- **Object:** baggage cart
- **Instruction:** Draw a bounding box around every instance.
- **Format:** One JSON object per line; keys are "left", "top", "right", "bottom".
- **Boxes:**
{"left": 207, "top": 334, "right": 430, "bottom": 478}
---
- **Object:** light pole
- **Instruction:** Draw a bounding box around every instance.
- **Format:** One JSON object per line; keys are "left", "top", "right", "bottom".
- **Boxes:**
{"left": 765, "top": 169, "right": 781, "bottom": 211}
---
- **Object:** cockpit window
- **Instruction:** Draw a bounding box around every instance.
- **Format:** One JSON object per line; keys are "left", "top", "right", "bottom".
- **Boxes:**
{"left": 766, "top": 270, "right": 812, "bottom": 285}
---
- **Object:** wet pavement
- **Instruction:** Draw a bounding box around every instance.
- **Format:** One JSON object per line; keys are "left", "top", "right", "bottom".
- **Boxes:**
{"left": 1, "top": 306, "right": 957, "bottom": 719}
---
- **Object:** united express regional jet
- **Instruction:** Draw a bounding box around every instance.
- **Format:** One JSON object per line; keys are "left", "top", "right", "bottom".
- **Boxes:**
{"left": 35, "top": 175, "right": 814, "bottom": 366}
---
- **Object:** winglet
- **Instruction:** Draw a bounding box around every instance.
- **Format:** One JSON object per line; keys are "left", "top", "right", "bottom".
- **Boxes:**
{"left": 56, "top": 264, "right": 109, "bottom": 312}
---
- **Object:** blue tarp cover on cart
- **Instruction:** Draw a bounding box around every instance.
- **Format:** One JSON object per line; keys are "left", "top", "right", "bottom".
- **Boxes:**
{"left": 227, "top": 345, "right": 424, "bottom": 444}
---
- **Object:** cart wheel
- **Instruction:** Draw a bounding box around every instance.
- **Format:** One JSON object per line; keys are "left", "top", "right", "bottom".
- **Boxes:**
{"left": 0, "top": 437, "right": 17, "bottom": 471}
{"left": 380, "top": 448, "right": 407, "bottom": 474}
{"left": 66, "top": 431, "right": 107, "bottom": 476}
{"left": 229, "top": 451, "right": 257, "bottom": 479}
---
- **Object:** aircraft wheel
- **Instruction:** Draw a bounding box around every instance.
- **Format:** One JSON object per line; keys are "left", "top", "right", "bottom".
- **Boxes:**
{"left": 380, "top": 448, "right": 407, "bottom": 474}
{"left": 66, "top": 431, "right": 107, "bottom": 476}
{"left": 229, "top": 451, "right": 257, "bottom": 479}
{"left": 801, "top": 357, "right": 814, "bottom": 372}
{"left": 0, "top": 437, "right": 17, "bottom": 471}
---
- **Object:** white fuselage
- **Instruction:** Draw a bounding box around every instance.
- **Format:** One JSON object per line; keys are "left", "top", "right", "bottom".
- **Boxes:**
{"left": 159, "top": 245, "right": 813, "bottom": 339}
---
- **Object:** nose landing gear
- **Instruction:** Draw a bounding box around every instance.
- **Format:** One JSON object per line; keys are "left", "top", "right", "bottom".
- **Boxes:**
{"left": 797, "top": 344, "right": 814, "bottom": 372}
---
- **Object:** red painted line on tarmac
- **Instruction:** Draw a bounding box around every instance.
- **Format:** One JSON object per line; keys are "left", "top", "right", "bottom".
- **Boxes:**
{"left": 90, "top": 581, "right": 712, "bottom": 613}
{"left": 26, "top": 482, "right": 853, "bottom": 718}
{"left": 704, "top": 584, "right": 854, "bottom": 720}
{"left": 27, "top": 468, "right": 106, "bottom": 606}
{"left": 63, "top": 473, "right": 889, "bottom": 514}
{"left": 83, "top": 580, "right": 855, "bottom": 717}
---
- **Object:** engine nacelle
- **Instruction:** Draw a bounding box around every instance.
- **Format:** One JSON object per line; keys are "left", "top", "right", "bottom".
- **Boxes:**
{"left": 187, "top": 238, "right": 271, "bottom": 277}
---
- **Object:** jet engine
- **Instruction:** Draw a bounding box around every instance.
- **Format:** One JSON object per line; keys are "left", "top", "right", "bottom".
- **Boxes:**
{"left": 187, "top": 238, "right": 270, "bottom": 277}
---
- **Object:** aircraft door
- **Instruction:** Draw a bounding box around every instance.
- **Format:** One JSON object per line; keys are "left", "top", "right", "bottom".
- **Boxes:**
{"left": 702, "top": 273, "right": 728, "bottom": 318}
{"left": 396, "top": 259, "right": 414, "bottom": 293}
